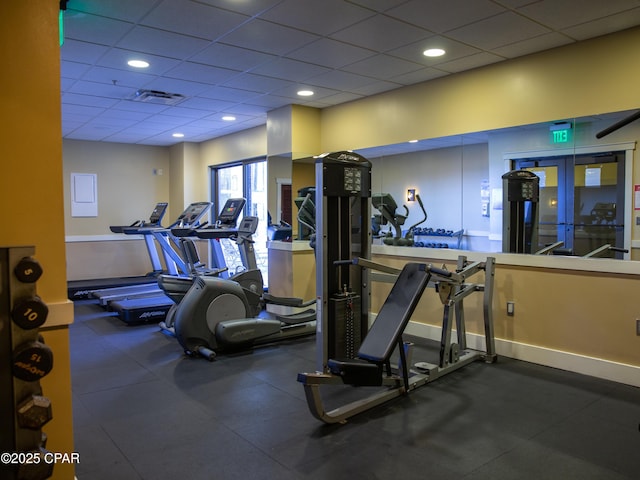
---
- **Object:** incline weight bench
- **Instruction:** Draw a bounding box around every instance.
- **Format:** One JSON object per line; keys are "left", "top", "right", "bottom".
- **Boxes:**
{"left": 298, "top": 256, "right": 497, "bottom": 424}
{"left": 327, "top": 263, "right": 431, "bottom": 390}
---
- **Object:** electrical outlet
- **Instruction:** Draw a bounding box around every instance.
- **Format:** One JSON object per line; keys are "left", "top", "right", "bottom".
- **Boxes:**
{"left": 507, "top": 301, "right": 515, "bottom": 316}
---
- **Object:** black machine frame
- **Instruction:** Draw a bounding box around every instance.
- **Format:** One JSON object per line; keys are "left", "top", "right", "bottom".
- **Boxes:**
{"left": 297, "top": 151, "right": 497, "bottom": 424}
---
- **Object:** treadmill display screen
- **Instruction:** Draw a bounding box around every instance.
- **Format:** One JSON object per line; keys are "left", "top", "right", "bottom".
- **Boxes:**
{"left": 218, "top": 198, "right": 246, "bottom": 224}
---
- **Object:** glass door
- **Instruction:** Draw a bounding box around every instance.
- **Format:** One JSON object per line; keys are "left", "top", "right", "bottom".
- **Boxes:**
{"left": 572, "top": 153, "right": 624, "bottom": 257}
{"left": 515, "top": 152, "right": 624, "bottom": 257}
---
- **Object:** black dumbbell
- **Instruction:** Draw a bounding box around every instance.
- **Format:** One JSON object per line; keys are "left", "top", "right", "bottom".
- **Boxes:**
{"left": 14, "top": 256, "right": 43, "bottom": 283}
{"left": 12, "top": 297, "right": 48, "bottom": 330}
{"left": 12, "top": 340, "right": 54, "bottom": 382}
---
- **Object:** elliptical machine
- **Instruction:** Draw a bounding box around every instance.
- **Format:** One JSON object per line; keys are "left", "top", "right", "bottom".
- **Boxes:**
{"left": 172, "top": 216, "right": 316, "bottom": 361}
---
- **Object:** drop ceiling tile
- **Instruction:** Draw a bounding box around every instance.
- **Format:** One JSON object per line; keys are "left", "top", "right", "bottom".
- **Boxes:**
{"left": 164, "top": 62, "right": 239, "bottom": 85}
{"left": 260, "top": 0, "right": 375, "bottom": 35}
{"left": 435, "top": 51, "right": 505, "bottom": 74}
{"left": 305, "top": 69, "right": 381, "bottom": 91}
{"left": 330, "top": 13, "right": 432, "bottom": 52}
{"left": 62, "top": 93, "right": 120, "bottom": 109}
{"left": 286, "top": 37, "right": 377, "bottom": 69}
{"left": 199, "top": 86, "right": 263, "bottom": 103}
{"left": 61, "top": 103, "right": 104, "bottom": 119}
{"left": 196, "top": 0, "right": 286, "bottom": 16}
{"left": 66, "top": 0, "right": 159, "bottom": 22}
{"left": 386, "top": 0, "right": 505, "bottom": 33}
{"left": 176, "top": 97, "right": 236, "bottom": 112}
{"left": 220, "top": 19, "right": 320, "bottom": 55}
{"left": 492, "top": 32, "right": 574, "bottom": 58}
{"left": 140, "top": 1, "right": 249, "bottom": 41}
{"left": 79, "top": 66, "right": 156, "bottom": 89}
{"left": 349, "top": 80, "right": 403, "bottom": 96}
{"left": 250, "top": 57, "right": 332, "bottom": 82}
{"left": 446, "top": 11, "right": 551, "bottom": 50}
{"left": 387, "top": 36, "right": 482, "bottom": 65}
{"left": 116, "top": 26, "right": 211, "bottom": 59}
{"left": 60, "top": 39, "right": 109, "bottom": 64}
{"left": 221, "top": 72, "right": 296, "bottom": 94}
{"left": 96, "top": 49, "right": 181, "bottom": 76}
{"left": 190, "top": 44, "right": 277, "bottom": 71}
{"left": 64, "top": 12, "right": 134, "bottom": 45}
{"left": 389, "top": 67, "right": 448, "bottom": 86}
{"left": 562, "top": 8, "right": 640, "bottom": 40}
{"left": 112, "top": 100, "right": 172, "bottom": 114}
{"left": 142, "top": 77, "right": 211, "bottom": 96}
{"left": 345, "top": 0, "right": 409, "bottom": 12}
{"left": 66, "top": 80, "right": 133, "bottom": 99}
{"left": 341, "top": 54, "right": 423, "bottom": 80}
{"left": 60, "top": 61, "right": 93, "bottom": 81}
{"left": 517, "top": 0, "right": 640, "bottom": 30}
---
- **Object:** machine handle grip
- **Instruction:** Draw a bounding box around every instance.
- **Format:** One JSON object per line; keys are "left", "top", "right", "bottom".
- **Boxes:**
{"left": 427, "top": 264, "right": 452, "bottom": 277}
{"left": 333, "top": 259, "right": 354, "bottom": 266}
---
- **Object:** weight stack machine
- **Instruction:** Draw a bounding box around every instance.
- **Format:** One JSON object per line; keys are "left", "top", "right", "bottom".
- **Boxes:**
{"left": 502, "top": 170, "right": 540, "bottom": 254}
{"left": 1, "top": 246, "right": 54, "bottom": 480}
{"left": 314, "top": 151, "right": 372, "bottom": 372}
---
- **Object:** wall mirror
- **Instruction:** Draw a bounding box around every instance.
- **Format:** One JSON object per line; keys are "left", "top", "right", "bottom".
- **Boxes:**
{"left": 353, "top": 108, "right": 640, "bottom": 261}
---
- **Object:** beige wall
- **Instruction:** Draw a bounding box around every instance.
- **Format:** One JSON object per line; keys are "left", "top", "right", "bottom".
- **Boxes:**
{"left": 63, "top": 140, "right": 171, "bottom": 232}
{"left": 372, "top": 252, "right": 640, "bottom": 384}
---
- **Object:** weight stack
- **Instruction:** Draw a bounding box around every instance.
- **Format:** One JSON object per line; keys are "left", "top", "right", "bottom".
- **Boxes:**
{"left": 0, "top": 246, "right": 54, "bottom": 480}
{"left": 329, "top": 292, "right": 361, "bottom": 360}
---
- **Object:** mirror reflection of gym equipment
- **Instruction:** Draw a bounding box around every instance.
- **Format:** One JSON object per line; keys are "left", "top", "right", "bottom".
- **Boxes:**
{"left": 511, "top": 152, "right": 626, "bottom": 258}
{"left": 297, "top": 151, "right": 497, "bottom": 424}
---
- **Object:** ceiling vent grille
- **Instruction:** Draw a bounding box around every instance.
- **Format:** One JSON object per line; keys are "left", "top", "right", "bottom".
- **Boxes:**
{"left": 130, "top": 89, "right": 186, "bottom": 106}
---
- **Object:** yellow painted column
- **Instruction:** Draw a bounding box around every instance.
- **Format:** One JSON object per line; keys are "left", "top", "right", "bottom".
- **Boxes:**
{"left": 1, "top": 3, "right": 75, "bottom": 480}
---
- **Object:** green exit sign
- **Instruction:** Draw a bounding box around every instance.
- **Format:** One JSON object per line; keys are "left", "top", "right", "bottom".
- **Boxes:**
{"left": 550, "top": 123, "right": 572, "bottom": 144}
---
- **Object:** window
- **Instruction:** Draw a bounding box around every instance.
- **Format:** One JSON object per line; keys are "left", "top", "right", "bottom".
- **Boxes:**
{"left": 211, "top": 158, "right": 269, "bottom": 284}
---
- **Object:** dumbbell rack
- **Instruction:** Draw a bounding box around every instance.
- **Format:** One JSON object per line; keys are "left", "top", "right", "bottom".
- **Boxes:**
{"left": 1, "top": 246, "right": 54, "bottom": 480}
{"left": 413, "top": 228, "right": 464, "bottom": 249}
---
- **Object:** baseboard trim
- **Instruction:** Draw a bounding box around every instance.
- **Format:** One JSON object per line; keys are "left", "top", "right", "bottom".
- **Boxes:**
{"left": 405, "top": 320, "right": 640, "bottom": 388}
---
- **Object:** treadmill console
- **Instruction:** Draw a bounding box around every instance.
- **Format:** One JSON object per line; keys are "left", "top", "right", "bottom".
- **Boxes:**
{"left": 238, "top": 216, "right": 259, "bottom": 236}
{"left": 148, "top": 202, "right": 168, "bottom": 225}
{"left": 217, "top": 198, "right": 246, "bottom": 227}
{"left": 174, "top": 202, "right": 212, "bottom": 226}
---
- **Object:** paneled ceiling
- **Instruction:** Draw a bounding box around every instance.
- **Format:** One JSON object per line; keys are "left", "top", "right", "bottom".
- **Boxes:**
{"left": 61, "top": 0, "right": 640, "bottom": 146}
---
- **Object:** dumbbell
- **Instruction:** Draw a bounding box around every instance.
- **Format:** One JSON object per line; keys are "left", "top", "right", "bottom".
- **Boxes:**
{"left": 14, "top": 256, "right": 43, "bottom": 283}
{"left": 12, "top": 340, "right": 54, "bottom": 382}
{"left": 12, "top": 297, "right": 48, "bottom": 330}
{"left": 16, "top": 394, "right": 53, "bottom": 429}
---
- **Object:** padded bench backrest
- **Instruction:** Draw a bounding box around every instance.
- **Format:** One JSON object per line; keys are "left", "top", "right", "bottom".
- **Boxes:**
{"left": 357, "top": 263, "right": 431, "bottom": 364}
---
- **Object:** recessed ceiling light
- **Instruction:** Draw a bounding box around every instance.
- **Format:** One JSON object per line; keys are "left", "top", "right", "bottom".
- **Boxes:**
{"left": 222, "top": 115, "right": 236, "bottom": 121}
{"left": 408, "top": 139, "right": 418, "bottom": 143}
{"left": 172, "top": 133, "right": 184, "bottom": 138}
{"left": 127, "top": 59, "right": 150, "bottom": 68}
{"left": 423, "top": 48, "right": 445, "bottom": 57}
{"left": 297, "top": 90, "right": 314, "bottom": 97}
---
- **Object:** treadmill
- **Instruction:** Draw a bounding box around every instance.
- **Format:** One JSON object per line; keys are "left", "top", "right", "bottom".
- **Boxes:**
{"left": 109, "top": 201, "right": 212, "bottom": 324}
{"left": 67, "top": 202, "right": 168, "bottom": 300}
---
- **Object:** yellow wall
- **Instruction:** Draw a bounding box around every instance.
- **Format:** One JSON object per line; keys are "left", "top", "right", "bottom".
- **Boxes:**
{"left": 320, "top": 27, "right": 640, "bottom": 152}
{"left": 1, "top": 3, "right": 75, "bottom": 479}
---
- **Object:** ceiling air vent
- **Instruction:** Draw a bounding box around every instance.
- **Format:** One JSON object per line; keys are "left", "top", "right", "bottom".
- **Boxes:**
{"left": 130, "top": 89, "right": 186, "bottom": 106}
